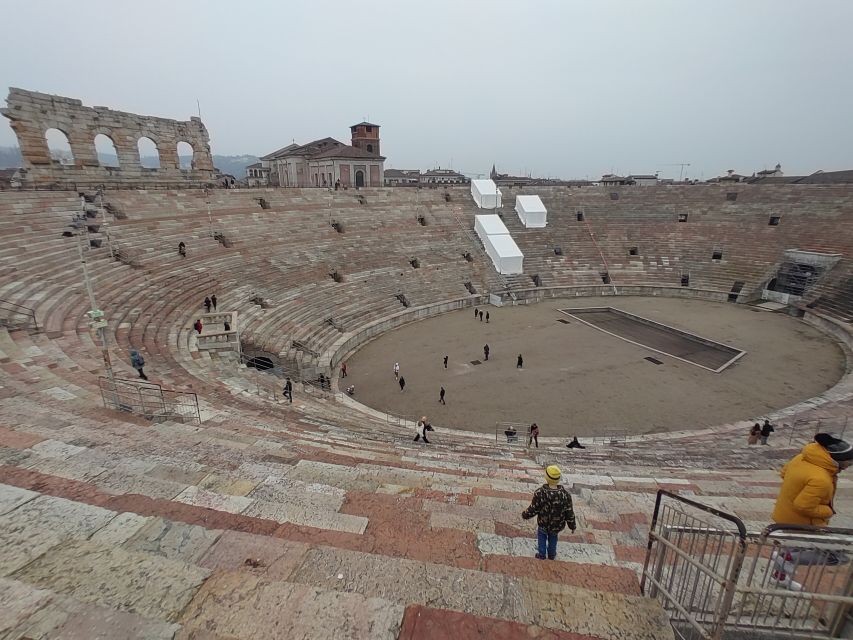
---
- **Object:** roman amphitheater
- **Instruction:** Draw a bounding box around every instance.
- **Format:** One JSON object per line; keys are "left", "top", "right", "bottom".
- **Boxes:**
{"left": 1, "top": 89, "right": 853, "bottom": 639}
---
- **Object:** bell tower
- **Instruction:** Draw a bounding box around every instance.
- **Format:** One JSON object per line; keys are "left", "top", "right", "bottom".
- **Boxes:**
{"left": 350, "top": 121, "right": 380, "bottom": 156}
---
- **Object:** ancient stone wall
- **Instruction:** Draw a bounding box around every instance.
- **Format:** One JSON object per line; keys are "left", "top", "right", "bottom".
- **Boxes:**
{"left": 2, "top": 87, "right": 216, "bottom": 187}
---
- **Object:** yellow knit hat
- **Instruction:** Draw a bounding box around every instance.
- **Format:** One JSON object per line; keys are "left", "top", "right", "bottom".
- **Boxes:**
{"left": 545, "top": 465, "right": 561, "bottom": 485}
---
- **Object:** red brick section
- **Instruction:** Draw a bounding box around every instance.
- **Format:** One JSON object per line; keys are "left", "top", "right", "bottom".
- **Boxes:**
{"left": 482, "top": 556, "right": 641, "bottom": 596}
{"left": 0, "top": 426, "right": 46, "bottom": 449}
{"left": 398, "top": 605, "right": 605, "bottom": 640}
{"left": 613, "top": 545, "right": 649, "bottom": 564}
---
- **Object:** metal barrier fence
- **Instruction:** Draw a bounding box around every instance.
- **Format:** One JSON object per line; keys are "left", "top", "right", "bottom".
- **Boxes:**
{"left": 495, "top": 422, "right": 532, "bottom": 447}
{"left": 642, "top": 490, "right": 853, "bottom": 639}
{"left": 99, "top": 377, "right": 201, "bottom": 424}
{"left": 0, "top": 299, "right": 38, "bottom": 331}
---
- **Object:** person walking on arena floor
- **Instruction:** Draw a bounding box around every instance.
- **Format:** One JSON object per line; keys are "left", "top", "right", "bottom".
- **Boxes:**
{"left": 760, "top": 418, "right": 775, "bottom": 445}
{"left": 528, "top": 422, "right": 539, "bottom": 448}
{"left": 399, "top": 376, "right": 406, "bottom": 392}
{"left": 517, "top": 354, "right": 523, "bottom": 369}
{"left": 194, "top": 318, "right": 203, "bottom": 335}
{"left": 486, "top": 311, "right": 490, "bottom": 323}
{"left": 522, "top": 465, "right": 577, "bottom": 560}
{"left": 130, "top": 350, "right": 147, "bottom": 381}
{"left": 283, "top": 377, "right": 293, "bottom": 403}
{"left": 443, "top": 355, "right": 448, "bottom": 369}
{"left": 483, "top": 344, "right": 490, "bottom": 361}
{"left": 211, "top": 294, "right": 217, "bottom": 311}
{"left": 341, "top": 361, "right": 348, "bottom": 378}
{"left": 770, "top": 433, "right": 853, "bottom": 590}
{"left": 439, "top": 386, "right": 446, "bottom": 404}
{"left": 474, "top": 307, "right": 478, "bottom": 319}
{"left": 204, "top": 296, "right": 212, "bottom": 313}
{"left": 479, "top": 310, "right": 484, "bottom": 321}
{"left": 394, "top": 362, "right": 400, "bottom": 380}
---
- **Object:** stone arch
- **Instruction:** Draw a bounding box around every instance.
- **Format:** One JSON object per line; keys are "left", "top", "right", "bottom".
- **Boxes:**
{"left": 137, "top": 136, "right": 160, "bottom": 169}
{"left": 45, "top": 128, "right": 74, "bottom": 165}
{"left": 94, "top": 133, "right": 120, "bottom": 167}
{"left": 177, "top": 141, "right": 194, "bottom": 170}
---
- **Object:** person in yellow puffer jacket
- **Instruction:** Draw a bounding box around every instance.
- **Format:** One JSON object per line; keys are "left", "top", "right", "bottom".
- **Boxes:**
{"left": 772, "top": 434, "right": 853, "bottom": 526}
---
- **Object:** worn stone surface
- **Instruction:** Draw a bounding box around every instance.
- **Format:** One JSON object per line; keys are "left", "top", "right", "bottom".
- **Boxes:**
{"left": 483, "top": 555, "right": 641, "bottom": 595}
{"left": 477, "top": 533, "right": 617, "bottom": 565}
{"left": 11, "top": 539, "right": 210, "bottom": 622}
{"left": 173, "top": 486, "right": 253, "bottom": 514}
{"left": 179, "top": 571, "right": 403, "bottom": 639}
{"left": 197, "top": 530, "right": 309, "bottom": 578}
{"left": 2, "top": 87, "right": 216, "bottom": 187}
{"left": 0, "top": 482, "right": 37, "bottom": 515}
{"left": 122, "top": 517, "right": 222, "bottom": 563}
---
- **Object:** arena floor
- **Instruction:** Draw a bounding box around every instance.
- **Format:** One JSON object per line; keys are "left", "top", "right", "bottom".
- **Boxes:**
{"left": 343, "top": 297, "right": 846, "bottom": 438}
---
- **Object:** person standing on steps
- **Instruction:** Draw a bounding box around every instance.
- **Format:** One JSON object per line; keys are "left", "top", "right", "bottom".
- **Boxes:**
{"left": 761, "top": 418, "right": 775, "bottom": 445}
{"left": 748, "top": 423, "right": 761, "bottom": 445}
{"left": 414, "top": 416, "right": 432, "bottom": 443}
{"left": 204, "top": 296, "right": 212, "bottom": 313}
{"left": 340, "top": 361, "right": 348, "bottom": 378}
{"left": 439, "top": 386, "right": 446, "bottom": 404}
{"left": 178, "top": 241, "right": 186, "bottom": 257}
{"left": 211, "top": 294, "right": 217, "bottom": 311}
{"left": 483, "top": 344, "right": 490, "bottom": 361}
{"left": 223, "top": 319, "right": 231, "bottom": 331}
{"left": 443, "top": 355, "right": 448, "bottom": 369}
{"left": 194, "top": 318, "right": 203, "bottom": 335}
{"left": 394, "top": 362, "right": 400, "bottom": 380}
{"left": 399, "top": 376, "right": 406, "bottom": 392}
{"left": 517, "top": 354, "right": 523, "bottom": 369}
{"left": 130, "top": 350, "right": 147, "bottom": 380}
{"left": 486, "top": 311, "right": 490, "bottom": 323}
{"left": 521, "top": 465, "right": 577, "bottom": 560}
{"left": 283, "top": 377, "right": 293, "bottom": 403}
{"left": 528, "top": 422, "right": 540, "bottom": 448}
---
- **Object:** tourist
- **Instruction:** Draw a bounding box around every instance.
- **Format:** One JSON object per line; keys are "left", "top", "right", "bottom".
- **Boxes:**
{"left": 394, "top": 362, "right": 400, "bottom": 380}
{"left": 439, "top": 386, "right": 446, "bottom": 405}
{"left": 483, "top": 344, "right": 490, "bottom": 361}
{"left": 223, "top": 319, "right": 231, "bottom": 331}
{"left": 528, "top": 423, "right": 540, "bottom": 448}
{"left": 770, "top": 433, "right": 853, "bottom": 590}
{"left": 130, "top": 350, "right": 147, "bottom": 381}
{"left": 194, "top": 318, "right": 203, "bottom": 335}
{"left": 211, "top": 294, "right": 217, "bottom": 311}
{"left": 178, "top": 241, "right": 186, "bottom": 257}
{"left": 566, "top": 436, "right": 585, "bottom": 449}
{"left": 443, "top": 355, "right": 448, "bottom": 369}
{"left": 474, "top": 307, "right": 478, "bottom": 319}
{"left": 748, "top": 423, "right": 761, "bottom": 445}
{"left": 346, "top": 384, "right": 355, "bottom": 396}
{"left": 283, "top": 377, "right": 293, "bottom": 403}
{"left": 517, "top": 354, "right": 523, "bottom": 369}
{"left": 760, "top": 419, "right": 775, "bottom": 445}
{"left": 505, "top": 425, "right": 518, "bottom": 443}
{"left": 486, "top": 311, "right": 490, "bottom": 323}
{"left": 521, "top": 465, "right": 577, "bottom": 560}
{"left": 399, "top": 376, "right": 406, "bottom": 392}
{"left": 479, "top": 310, "right": 484, "bottom": 321}
{"left": 341, "top": 361, "right": 348, "bottom": 378}
{"left": 414, "top": 416, "right": 433, "bottom": 443}
{"left": 204, "top": 296, "right": 212, "bottom": 313}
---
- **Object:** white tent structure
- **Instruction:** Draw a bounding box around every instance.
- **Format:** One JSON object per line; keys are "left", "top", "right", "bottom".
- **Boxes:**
{"left": 483, "top": 233, "right": 524, "bottom": 275}
{"left": 471, "top": 179, "right": 502, "bottom": 209}
{"left": 474, "top": 214, "right": 524, "bottom": 275}
{"left": 515, "top": 195, "right": 547, "bottom": 228}
{"left": 474, "top": 214, "right": 509, "bottom": 239}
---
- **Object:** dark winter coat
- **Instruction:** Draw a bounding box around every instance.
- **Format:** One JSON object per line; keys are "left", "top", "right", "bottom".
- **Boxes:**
{"left": 522, "top": 484, "right": 577, "bottom": 534}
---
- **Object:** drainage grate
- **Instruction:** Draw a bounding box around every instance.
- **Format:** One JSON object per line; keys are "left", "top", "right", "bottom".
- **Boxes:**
{"left": 557, "top": 318, "right": 570, "bottom": 324}
{"left": 470, "top": 360, "right": 482, "bottom": 366}
{"left": 644, "top": 357, "right": 664, "bottom": 365}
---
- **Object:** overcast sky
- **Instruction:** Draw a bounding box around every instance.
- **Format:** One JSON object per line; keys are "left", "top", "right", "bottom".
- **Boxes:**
{"left": 1, "top": 0, "right": 851, "bottom": 180}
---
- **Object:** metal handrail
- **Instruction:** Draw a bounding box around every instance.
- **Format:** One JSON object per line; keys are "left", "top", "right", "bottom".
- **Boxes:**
{"left": 0, "top": 298, "right": 38, "bottom": 331}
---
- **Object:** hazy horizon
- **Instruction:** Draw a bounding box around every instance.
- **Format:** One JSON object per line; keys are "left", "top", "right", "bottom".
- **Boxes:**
{"left": 1, "top": 0, "right": 851, "bottom": 180}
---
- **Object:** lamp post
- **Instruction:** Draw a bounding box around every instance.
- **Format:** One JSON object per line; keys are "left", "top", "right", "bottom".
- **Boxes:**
{"left": 69, "top": 206, "right": 116, "bottom": 387}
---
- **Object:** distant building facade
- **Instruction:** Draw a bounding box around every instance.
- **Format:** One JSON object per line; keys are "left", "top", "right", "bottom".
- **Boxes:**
{"left": 421, "top": 168, "right": 469, "bottom": 185}
{"left": 261, "top": 122, "right": 385, "bottom": 188}
{"left": 628, "top": 174, "right": 659, "bottom": 187}
{"left": 245, "top": 162, "right": 270, "bottom": 187}
{"left": 384, "top": 169, "right": 420, "bottom": 186}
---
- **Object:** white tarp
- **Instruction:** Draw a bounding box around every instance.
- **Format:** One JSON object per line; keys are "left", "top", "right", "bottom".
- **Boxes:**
{"left": 483, "top": 233, "right": 523, "bottom": 274}
{"left": 471, "top": 179, "right": 502, "bottom": 209}
{"left": 474, "top": 214, "right": 509, "bottom": 239}
{"left": 515, "top": 195, "right": 547, "bottom": 228}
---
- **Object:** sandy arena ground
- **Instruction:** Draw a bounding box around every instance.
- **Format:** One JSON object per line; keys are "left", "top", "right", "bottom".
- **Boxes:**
{"left": 344, "top": 297, "right": 845, "bottom": 438}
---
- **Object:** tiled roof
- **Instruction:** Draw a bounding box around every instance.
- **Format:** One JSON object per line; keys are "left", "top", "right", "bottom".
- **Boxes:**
{"left": 350, "top": 121, "right": 380, "bottom": 128}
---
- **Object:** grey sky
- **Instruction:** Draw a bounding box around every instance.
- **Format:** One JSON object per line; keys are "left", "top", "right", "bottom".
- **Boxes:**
{"left": 1, "top": 0, "right": 851, "bottom": 180}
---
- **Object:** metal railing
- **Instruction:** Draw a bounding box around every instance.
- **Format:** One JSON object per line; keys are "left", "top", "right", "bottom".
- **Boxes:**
{"left": 0, "top": 299, "right": 38, "bottom": 331}
{"left": 99, "top": 376, "right": 201, "bottom": 424}
{"left": 495, "top": 422, "right": 531, "bottom": 446}
{"left": 642, "top": 490, "right": 853, "bottom": 639}
{"left": 785, "top": 418, "right": 850, "bottom": 446}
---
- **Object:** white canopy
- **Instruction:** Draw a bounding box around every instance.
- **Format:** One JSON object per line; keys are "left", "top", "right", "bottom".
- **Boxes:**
{"left": 483, "top": 233, "right": 524, "bottom": 274}
{"left": 515, "top": 195, "right": 547, "bottom": 228}
{"left": 471, "top": 179, "right": 502, "bottom": 209}
{"left": 474, "top": 214, "right": 509, "bottom": 238}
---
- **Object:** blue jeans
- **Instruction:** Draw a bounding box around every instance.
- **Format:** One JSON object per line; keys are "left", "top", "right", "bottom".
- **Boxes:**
{"left": 537, "top": 528, "right": 558, "bottom": 559}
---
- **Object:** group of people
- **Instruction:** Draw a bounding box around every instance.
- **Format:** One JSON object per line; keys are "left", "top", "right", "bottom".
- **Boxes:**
{"left": 473, "top": 307, "right": 490, "bottom": 322}
{"left": 748, "top": 419, "right": 776, "bottom": 445}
